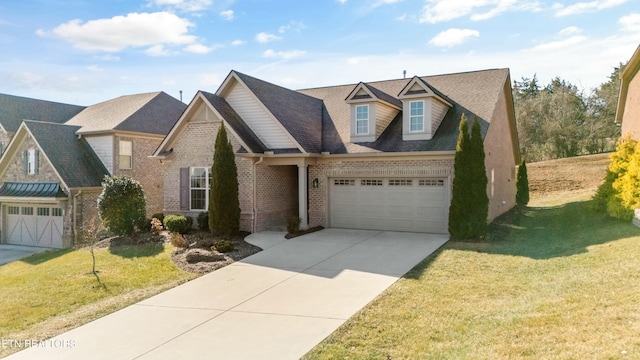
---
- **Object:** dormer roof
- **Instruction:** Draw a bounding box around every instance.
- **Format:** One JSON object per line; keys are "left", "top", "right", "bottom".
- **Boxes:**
{"left": 345, "top": 82, "right": 402, "bottom": 109}
{"left": 398, "top": 76, "right": 452, "bottom": 107}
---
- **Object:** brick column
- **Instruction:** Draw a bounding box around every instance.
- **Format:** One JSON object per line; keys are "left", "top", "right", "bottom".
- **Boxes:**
{"left": 298, "top": 164, "right": 308, "bottom": 229}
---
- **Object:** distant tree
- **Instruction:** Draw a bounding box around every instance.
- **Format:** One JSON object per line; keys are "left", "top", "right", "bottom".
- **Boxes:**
{"left": 208, "top": 123, "right": 240, "bottom": 235}
{"left": 449, "top": 115, "right": 489, "bottom": 239}
{"left": 97, "top": 175, "right": 146, "bottom": 236}
{"left": 516, "top": 159, "right": 530, "bottom": 205}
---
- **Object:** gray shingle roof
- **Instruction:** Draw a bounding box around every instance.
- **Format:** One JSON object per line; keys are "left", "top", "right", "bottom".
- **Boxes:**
{"left": 0, "top": 93, "right": 85, "bottom": 133}
{"left": 233, "top": 71, "right": 324, "bottom": 153}
{"left": 200, "top": 91, "right": 267, "bottom": 153}
{"left": 24, "top": 120, "right": 110, "bottom": 188}
{"left": 66, "top": 92, "right": 186, "bottom": 136}
{"left": 297, "top": 68, "right": 509, "bottom": 154}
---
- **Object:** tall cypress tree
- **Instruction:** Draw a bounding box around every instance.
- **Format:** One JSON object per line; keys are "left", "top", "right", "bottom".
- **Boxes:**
{"left": 448, "top": 115, "right": 489, "bottom": 239}
{"left": 209, "top": 123, "right": 240, "bottom": 235}
{"left": 448, "top": 114, "right": 471, "bottom": 238}
{"left": 516, "top": 158, "right": 530, "bottom": 205}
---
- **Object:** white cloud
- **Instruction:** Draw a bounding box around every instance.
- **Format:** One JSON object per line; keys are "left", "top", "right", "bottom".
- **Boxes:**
{"left": 554, "top": 0, "right": 629, "bottom": 17}
{"left": 145, "top": 44, "right": 171, "bottom": 56}
{"left": 337, "top": 0, "right": 347, "bottom": 4}
{"left": 87, "top": 65, "right": 104, "bottom": 72}
{"left": 420, "top": 0, "right": 541, "bottom": 23}
{"left": 256, "top": 32, "right": 282, "bottom": 43}
{"left": 620, "top": 13, "right": 640, "bottom": 32}
{"left": 429, "top": 28, "right": 479, "bottom": 47}
{"left": 39, "top": 12, "right": 196, "bottom": 52}
{"left": 149, "top": 0, "right": 213, "bottom": 12}
{"left": 279, "top": 21, "right": 306, "bottom": 34}
{"left": 528, "top": 35, "right": 588, "bottom": 52}
{"left": 220, "top": 10, "right": 234, "bottom": 20}
{"left": 263, "top": 49, "right": 306, "bottom": 60}
{"left": 184, "top": 43, "right": 213, "bottom": 54}
{"left": 559, "top": 26, "right": 583, "bottom": 36}
{"left": 231, "top": 39, "right": 246, "bottom": 46}
{"left": 94, "top": 54, "right": 121, "bottom": 61}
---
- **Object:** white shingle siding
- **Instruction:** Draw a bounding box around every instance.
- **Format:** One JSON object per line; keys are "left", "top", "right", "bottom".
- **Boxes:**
{"left": 431, "top": 99, "right": 449, "bottom": 135}
{"left": 375, "top": 103, "right": 399, "bottom": 138}
{"left": 85, "top": 135, "right": 114, "bottom": 174}
{"left": 225, "top": 82, "right": 296, "bottom": 149}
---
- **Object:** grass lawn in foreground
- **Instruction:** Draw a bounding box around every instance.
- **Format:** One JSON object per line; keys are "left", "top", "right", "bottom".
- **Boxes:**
{"left": 0, "top": 243, "right": 197, "bottom": 357}
{"left": 304, "top": 195, "right": 640, "bottom": 359}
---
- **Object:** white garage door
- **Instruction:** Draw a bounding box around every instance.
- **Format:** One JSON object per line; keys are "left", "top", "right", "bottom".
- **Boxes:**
{"left": 5, "top": 204, "right": 64, "bottom": 248}
{"left": 329, "top": 177, "right": 449, "bottom": 233}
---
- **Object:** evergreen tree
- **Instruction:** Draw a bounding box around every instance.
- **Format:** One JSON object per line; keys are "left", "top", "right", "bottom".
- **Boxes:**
{"left": 97, "top": 175, "right": 146, "bottom": 236}
{"left": 208, "top": 123, "right": 240, "bottom": 235}
{"left": 448, "top": 115, "right": 489, "bottom": 239}
{"left": 516, "top": 159, "right": 530, "bottom": 205}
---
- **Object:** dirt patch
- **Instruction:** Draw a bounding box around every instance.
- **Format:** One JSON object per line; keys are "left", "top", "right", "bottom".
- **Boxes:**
{"left": 527, "top": 153, "right": 611, "bottom": 198}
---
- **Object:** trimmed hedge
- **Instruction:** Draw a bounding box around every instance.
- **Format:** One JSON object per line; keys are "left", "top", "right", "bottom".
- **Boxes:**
{"left": 163, "top": 215, "right": 191, "bottom": 234}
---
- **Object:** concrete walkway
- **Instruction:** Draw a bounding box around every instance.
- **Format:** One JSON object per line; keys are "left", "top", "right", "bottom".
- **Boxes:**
{"left": 0, "top": 245, "right": 51, "bottom": 266}
{"left": 6, "top": 229, "right": 448, "bottom": 360}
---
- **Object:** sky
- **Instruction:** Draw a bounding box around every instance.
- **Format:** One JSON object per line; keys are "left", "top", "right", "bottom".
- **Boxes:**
{"left": 1, "top": 0, "right": 639, "bottom": 106}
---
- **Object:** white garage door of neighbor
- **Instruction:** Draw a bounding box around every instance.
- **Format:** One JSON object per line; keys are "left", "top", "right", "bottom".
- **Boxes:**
{"left": 329, "top": 177, "right": 449, "bottom": 233}
{"left": 5, "top": 204, "right": 64, "bottom": 248}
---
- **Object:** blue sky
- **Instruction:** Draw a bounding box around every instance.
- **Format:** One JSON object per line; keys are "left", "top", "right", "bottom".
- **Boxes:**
{"left": 1, "top": 0, "right": 639, "bottom": 105}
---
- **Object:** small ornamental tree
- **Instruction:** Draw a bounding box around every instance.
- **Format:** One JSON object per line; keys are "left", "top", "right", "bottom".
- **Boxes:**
{"left": 516, "top": 158, "right": 530, "bottom": 205}
{"left": 209, "top": 123, "right": 241, "bottom": 235}
{"left": 97, "top": 175, "right": 146, "bottom": 236}
{"left": 448, "top": 115, "right": 489, "bottom": 239}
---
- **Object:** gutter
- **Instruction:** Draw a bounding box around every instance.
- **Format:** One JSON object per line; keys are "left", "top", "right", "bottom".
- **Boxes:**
{"left": 252, "top": 156, "right": 264, "bottom": 233}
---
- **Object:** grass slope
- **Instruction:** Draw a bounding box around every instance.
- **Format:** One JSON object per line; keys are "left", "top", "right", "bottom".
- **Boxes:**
{"left": 305, "top": 154, "right": 640, "bottom": 359}
{"left": 0, "top": 244, "right": 196, "bottom": 358}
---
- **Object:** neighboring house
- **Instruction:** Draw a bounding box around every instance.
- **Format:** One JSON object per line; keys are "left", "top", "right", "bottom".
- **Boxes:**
{"left": 0, "top": 92, "right": 186, "bottom": 248}
{"left": 0, "top": 93, "right": 86, "bottom": 154}
{"left": 153, "top": 69, "right": 520, "bottom": 234}
{"left": 616, "top": 44, "right": 640, "bottom": 139}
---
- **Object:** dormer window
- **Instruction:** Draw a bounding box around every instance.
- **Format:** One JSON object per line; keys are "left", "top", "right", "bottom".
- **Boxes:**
{"left": 410, "top": 101, "right": 424, "bottom": 132}
{"left": 356, "top": 105, "right": 369, "bottom": 135}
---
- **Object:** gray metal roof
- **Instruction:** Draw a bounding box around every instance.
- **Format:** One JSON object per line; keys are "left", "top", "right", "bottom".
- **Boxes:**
{"left": 0, "top": 182, "right": 67, "bottom": 198}
{"left": 0, "top": 93, "right": 85, "bottom": 133}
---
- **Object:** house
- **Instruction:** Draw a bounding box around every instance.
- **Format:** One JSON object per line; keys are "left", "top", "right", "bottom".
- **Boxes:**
{"left": 153, "top": 69, "right": 520, "bottom": 234}
{"left": 616, "top": 44, "right": 640, "bottom": 139}
{"left": 0, "top": 92, "right": 186, "bottom": 248}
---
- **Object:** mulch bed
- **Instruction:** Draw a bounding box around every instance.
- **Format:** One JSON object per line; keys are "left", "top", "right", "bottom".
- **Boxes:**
{"left": 92, "top": 230, "right": 263, "bottom": 274}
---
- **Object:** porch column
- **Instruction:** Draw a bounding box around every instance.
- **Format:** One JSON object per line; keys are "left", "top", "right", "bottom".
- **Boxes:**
{"left": 298, "top": 164, "right": 308, "bottom": 229}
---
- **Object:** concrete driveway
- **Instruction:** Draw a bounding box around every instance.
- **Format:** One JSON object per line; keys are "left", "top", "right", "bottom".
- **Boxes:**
{"left": 6, "top": 229, "right": 448, "bottom": 360}
{"left": 0, "top": 245, "right": 50, "bottom": 265}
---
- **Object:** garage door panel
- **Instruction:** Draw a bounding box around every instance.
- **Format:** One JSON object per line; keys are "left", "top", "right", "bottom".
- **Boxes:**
{"left": 5, "top": 205, "right": 64, "bottom": 248}
{"left": 330, "top": 178, "right": 448, "bottom": 234}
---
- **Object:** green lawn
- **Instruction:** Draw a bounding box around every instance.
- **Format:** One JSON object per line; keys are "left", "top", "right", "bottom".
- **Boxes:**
{"left": 0, "top": 243, "right": 196, "bottom": 357}
{"left": 304, "top": 198, "right": 640, "bottom": 359}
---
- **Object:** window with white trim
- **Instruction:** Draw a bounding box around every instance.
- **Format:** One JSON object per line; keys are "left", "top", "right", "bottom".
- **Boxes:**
{"left": 22, "top": 207, "right": 33, "bottom": 216}
{"left": 355, "top": 105, "right": 369, "bottom": 135}
{"left": 334, "top": 179, "right": 355, "bottom": 186}
{"left": 25, "top": 149, "right": 39, "bottom": 175}
{"left": 37, "top": 207, "right": 50, "bottom": 216}
{"left": 190, "top": 167, "right": 211, "bottom": 210}
{"left": 419, "top": 179, "right": 445, "bottom": 186}
{"left": 410, "top": 101, "right": 424, "bottom": 132}
{"left": 361, "top": 179, "right": 383, "bottom": 186}
{"left": 8, "top": 206, "right": 19, "bottom": 215}
{"left": 52, "top": 208, "right": 63, "bottom": 217}
{"left": 119, "top": 141, "right": 132, "bottom": 170}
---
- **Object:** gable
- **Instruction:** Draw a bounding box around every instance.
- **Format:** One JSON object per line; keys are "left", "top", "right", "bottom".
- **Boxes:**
{"left": 224, "top": 79, "right": 298, "bottom": 150}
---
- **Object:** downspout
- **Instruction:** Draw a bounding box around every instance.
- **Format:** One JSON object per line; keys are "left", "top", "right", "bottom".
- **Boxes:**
{"left": 252, "top": 156, "right": 264, "bottom": 233}
{"left": 73, "top": 190, "right": 82, "bottom": 245}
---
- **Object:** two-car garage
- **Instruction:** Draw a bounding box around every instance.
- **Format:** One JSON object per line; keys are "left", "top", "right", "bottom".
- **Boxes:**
{"left": 329, "top": 177, "right": 449, "bottom": 234}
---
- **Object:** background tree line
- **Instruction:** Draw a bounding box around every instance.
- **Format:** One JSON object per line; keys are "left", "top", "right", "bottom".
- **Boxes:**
{"left": 513, "top": 63, "right": 625, "bottom": 162}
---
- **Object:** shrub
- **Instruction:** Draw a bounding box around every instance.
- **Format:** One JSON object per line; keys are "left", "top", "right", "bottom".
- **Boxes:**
{"left": 151, "top": 213, "right": 165, "bottom": 223}
{"left": 287, "top": 216, "right": 301, "bottom": 234}
{"left": 97, "top": 175, "right": 146, "bottom": 236}
{"left": 151, "top": 218, "right": 163, "bottom": 235}
{"left": 163, "top": 215, "right": 191, "bottom": 234}
{"left": 209, "top": 124, "right": 241, "bottom": 235}
{"left": 516, "top": 159, "right": 530, "bottom": 205}
{"left": 593, "top": 137, "right": 638, "bottom": 220}
{"left": 169, "top": 232, "right": 188, "bottom": 248}
{"left": 136, "top": 217, "right": 152, "bottom": 233}
{"left": 212, "top": 239, "right": 234, "bottom": 253}
{"left": 197, "top": 212, "right": 209, "bottom": 231}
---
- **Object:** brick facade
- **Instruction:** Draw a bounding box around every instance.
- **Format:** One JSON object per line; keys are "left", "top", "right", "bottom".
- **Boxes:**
{"left": 254, "top": 163, "right": 298, "bottom": 231}
{"left": 114, "top": 135, "right": 165, "bottom": 216}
